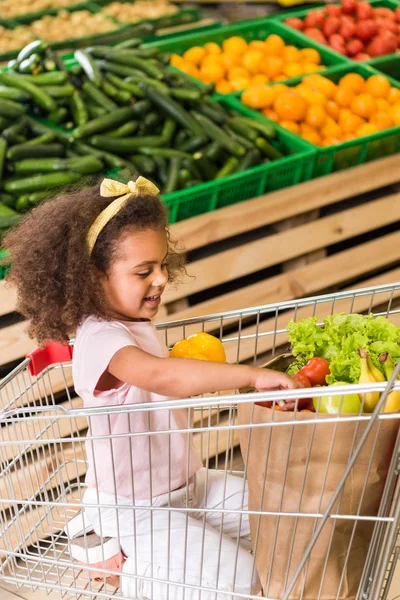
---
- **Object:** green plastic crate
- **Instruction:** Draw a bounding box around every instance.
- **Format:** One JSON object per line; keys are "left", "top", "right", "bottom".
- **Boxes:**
{"left": 368, "top": 54, "right": 400, "bottom": 79}
{"left": 163, "top": 97, "right": 316, "bottom": 224}
{"left": 142, "top": 17, "right": 347, "bottom": 95}
{"left": 235, "top": 62, "right": 400, "bottom": 178}
{"left": 0, "top": 249, "right": 10, "bottom": 280}
{"left": 275, "top": 0, "right": 400, "bottom": 65}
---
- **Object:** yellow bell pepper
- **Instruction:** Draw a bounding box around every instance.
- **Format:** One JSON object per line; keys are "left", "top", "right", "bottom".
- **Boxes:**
{"left": 170, "top": 332, "right": 226, "bottom": 363}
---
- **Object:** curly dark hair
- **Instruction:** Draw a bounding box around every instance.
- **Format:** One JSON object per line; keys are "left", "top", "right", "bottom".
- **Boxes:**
{"left": 4, "top": 175, "right": 184, "bottom": 344}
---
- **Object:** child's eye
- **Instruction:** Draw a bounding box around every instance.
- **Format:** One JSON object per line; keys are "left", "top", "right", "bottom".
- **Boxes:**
{"left": 137, "top": 271, "right": 151, "bottom": 279}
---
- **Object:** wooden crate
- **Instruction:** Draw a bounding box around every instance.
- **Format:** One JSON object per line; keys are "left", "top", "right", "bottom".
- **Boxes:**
{"left": 1, "top": 154, "right": 400, "bottom": 563}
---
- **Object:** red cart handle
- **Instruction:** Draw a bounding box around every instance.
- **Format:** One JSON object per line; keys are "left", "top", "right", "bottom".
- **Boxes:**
{"left": 27, "top": 342, "right": 73, "bottom": 377}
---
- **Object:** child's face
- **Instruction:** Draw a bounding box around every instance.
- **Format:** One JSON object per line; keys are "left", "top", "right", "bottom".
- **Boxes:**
{"left": 101, "top": 228, "right": 169, "bottom": 321}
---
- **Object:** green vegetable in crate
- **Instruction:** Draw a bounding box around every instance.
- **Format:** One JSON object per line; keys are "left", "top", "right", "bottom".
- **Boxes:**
{"left": 72, "top": 106, "right": 136, "bottom": 140}
{"left": 0, "top": 73, "right": 56, "bottom": 113}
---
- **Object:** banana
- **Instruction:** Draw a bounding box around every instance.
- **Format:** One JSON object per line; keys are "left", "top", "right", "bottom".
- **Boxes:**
{"left": 358, "top": 348, "right": 380, "bottom": 412}
{"left": 367, "top": 354, "right": 385, "bottom": 382}
{"left": 379, "top": 352, "right": 400, "bottom": 413}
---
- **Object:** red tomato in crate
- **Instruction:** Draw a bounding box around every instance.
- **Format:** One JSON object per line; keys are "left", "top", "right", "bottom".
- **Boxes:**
{"left": 304, "top": 28, "right": 328, "bottom": 44}
{"left": 285, "top": 17, "right": 304, "bottom": 30}
{"left": 374, "top": 7, "right": 396, "bottom": 21}
{"left": 340, "top": 20, "right": 357, "bottom": 40}
{"left": 356, "top": 1, "right": 374, "bottom": 20}
{"left": 325, "top": 4, "right": 342, "bottom": 17}
{"left": 298, "top": 357, "right": 330, "bottom": 386}
{"left": 323, "top": 16, "right": 341, "bottom": 37}
{"left": 304, "top": 9, "right": 325, "bottom": 28}
{"left": 347, "top": 39, "right": 364, "bottom": 56}
{"left": 396, "top": 7, "right": 400, "bottom": 23}
{"left": 354, "top": 52, "right": 371, "bottom": 60}
{"left": 356, "top": 20, "right": 378, "bottom": 42}
{"left": 341, "top": 0, "right": 357, "bottom": 15}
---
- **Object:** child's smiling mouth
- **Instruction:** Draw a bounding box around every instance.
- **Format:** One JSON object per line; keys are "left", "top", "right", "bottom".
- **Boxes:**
{"left": 143, "top": 293, "right": 162, "bottom": 307}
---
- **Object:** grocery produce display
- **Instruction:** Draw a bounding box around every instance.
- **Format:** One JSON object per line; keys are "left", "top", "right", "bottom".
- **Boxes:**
{"left": 0, "top": 25, "right": 37, "bottom": 55}
{"left": 171, "top": 34, "right": 330, "bottom": 93}
{"left": 240, "top": 71, "right": 400, "bottom": 146}
{"left": 283, "top": 0, "right": 400, "bottom": 60}
{"left": 103, "top": 1, "right": 179, "bottom": 24}
{"left": 0, "top": 0, "right": 85, "bottom": 20}
{"left": 282, "top": 313, "right": 400, "bottom": 413}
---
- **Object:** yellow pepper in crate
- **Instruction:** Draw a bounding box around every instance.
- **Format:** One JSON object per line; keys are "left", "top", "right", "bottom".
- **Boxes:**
{"left": 170, "top": 332, "right": 226, "bottom": 363}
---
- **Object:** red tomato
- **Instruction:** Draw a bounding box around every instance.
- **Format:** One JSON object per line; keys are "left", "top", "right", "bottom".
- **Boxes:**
{"left": 304, "top": 9, "right": 325, "bottom": 29}
{"left": 356, "top": 1, "right": 374, "bottom": 20}
{"left": 347, "top": 39, "right": 364, "bottom": 56}
{"left": 329, "top": 33, "right": 347, "bottom": 54}
{"left": 374, "top": 7, "right": 396, "bottom": 21}
{"left": 396, "top": 6, "right": 400, "bottom": 23}
{"left": 341, "top": 0, "right": 357, "bottom": 15}
{"left": 298, "top": 357, "right": 330, "bottom": 386}
{"left": 285, "top": 17, "right": 304, "bottom": 30}
{"left": 292, "top": 372, "right": 312, "bottom": 388}
{"left": 323, "top": 16, "right": 341, "bottom": 37}
{"left": 340, "top": 20, "right": 356, "bottom": 39}
{"left": 368, "top": 32, "right": 397, "bottom": 55}
{"left": 354, "top": 52, "right": 371, "bottom": 60}
{"left": 304, "top": 27, "right": 328, "bottom": 44}
{"left": 325, "top": 4, "right": 341, "bottom": 17}
{"left": 356, "top": 20, "right": 378, "bottom": 42}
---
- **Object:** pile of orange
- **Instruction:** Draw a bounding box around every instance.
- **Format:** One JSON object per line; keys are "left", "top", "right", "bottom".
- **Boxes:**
{"left": 241, "top": 73, "right": 400, "bottom": 147}
{"left": 170, "top": 34, "right": 327, "bottom": 94}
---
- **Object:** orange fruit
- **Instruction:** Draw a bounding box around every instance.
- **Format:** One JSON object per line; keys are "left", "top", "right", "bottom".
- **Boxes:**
{"left": 280, "top": 120, "right": 300, "bottom": 134}
{"left": 390, "top": 103, "right": 400, "bottom": 125}
{"left": 183, "top": 46, "right": 206, "bottom": 65}
{"left": 376, "top": 98, "right": 390, "bottom": 112}
{"left": 305, "top": 105, "right": 327, "bottom": 129}
{"left": 302, "top": 130, "right": 322, "bottom": 146}
{"left": 241, "top": 84, "right": 274, "bottom": 109}
{"left": 334, "top": 86, "right": 355, "bottom": 108}
{"left": 387, "top": 87, "right": 400, "bottom": 105}
{"left": 302, "top": 63, "right": 321, "bottom": 74}
{"left": 263, "top": 56, "right": 284, "bottom": 79}
{"left": 282, "top": 45, "right": 301, "bottom": 62}
{"left": 275, "top": 75, "right": 289, "bottom": 81}
{"left": 230, "top": 76, "right": 251, "bottom": 92}
{"left": 342, "top": 133, "right": 356, "bottom": 142}
{"left": 199, "top": 63, "right": 225, "bottom": 84}
{"left": 365, "top": 74, "right": 391, "bottom": 99}
{"left": 370, "top": 111, "right": 393, "bottom": 130}
{"left": 264, "top": 34, "right": 285, "bottom": 56}
{"left": 262, "top": 108, "right": 279, "bottom": 122}
{"left": 338, "top": 110, "right": 364, "bottom": 134}
{"left": 222, "top": 36, "right": 248, "bottom": 55}
{"left": 339, "top": 73, "right": 365, "bottom": 94}
{"left": 178, "top": 62, "right": 201, "bottom": 78}
{"left": 320, "top": 117, "right": 342, "bottom": 140}
{"left": 321, "top": 137, "right": 341, "bottom": 147}
{"left": 220, "top": 52, "right": 240, "bottom": 70}
{"left": 242, "top": 50, "right": 264, "bottom": 74}
{"left": 300, "top": 48, "right": 321, "bottom": 64}
{"left": 356, "top": 122, "right": 379, "bottom": 138}
{"left": 215, "top": 79, "right": 233, "bottom": 94}
{"left": 309, "top": 89, "right": 328, "bottom": 106}
{"left": 170, "top": 54, "right": 186, "bottom": 69}
{"left": 351, "top": 93, "right": 377, "bottom": 119}
{"left": 283, "top": 62, "right": 304, "bottom": 79}
{"left": 251, "top": 74, "right": 269, "bottom": 85}
{"left": 326, "top": 100, "right": 340, "bottom": 120}
{"left": 204, "top": 42, "right": 221, "bottom": 56}
{"left": 227, "top": 66, "right": 250, "bottom": 81}
{"left": 249, "top": 40, "right": 266, "bottom": 52}
{"left": 303, "top": 74, "right": 336, "bottom": 98}
{"left": 274, "top": 91, "right": 308, "bottom": 121}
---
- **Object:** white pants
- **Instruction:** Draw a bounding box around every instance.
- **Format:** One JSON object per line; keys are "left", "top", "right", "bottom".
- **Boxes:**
{"left": 83, "top": 468, "right": 258, "bottom": 600}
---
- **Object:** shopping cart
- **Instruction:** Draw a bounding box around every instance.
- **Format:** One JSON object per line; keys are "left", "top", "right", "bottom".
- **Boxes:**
{"left": 0, "top": 283, "right": 399, "bottom": 600}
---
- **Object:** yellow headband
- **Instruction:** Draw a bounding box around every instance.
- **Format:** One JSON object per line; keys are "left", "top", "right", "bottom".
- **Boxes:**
{"left": 87, "top": 176, "right": 160, "bottom": 255}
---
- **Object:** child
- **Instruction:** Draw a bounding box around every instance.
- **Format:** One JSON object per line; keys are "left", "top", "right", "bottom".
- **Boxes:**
{"left": 4, "top": 175, "right": 298, "bottom": 600}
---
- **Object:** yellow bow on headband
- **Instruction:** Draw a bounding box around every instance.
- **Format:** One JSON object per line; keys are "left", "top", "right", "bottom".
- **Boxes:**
{"left": 86, "top": 176, "right": 160, "bottom": 255}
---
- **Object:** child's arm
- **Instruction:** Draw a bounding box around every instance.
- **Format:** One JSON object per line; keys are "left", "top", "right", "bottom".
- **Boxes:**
{"left": 108, "top": 346, "right": 298, "bottom": 397}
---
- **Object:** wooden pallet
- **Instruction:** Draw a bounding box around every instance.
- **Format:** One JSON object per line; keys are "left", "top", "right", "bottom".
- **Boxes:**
{"left": 1, "top": 155, "right": 400, "bottom": 565}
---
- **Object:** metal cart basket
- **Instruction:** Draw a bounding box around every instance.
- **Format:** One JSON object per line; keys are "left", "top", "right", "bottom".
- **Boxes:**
{"left": 0, "top": 283, "right": 399, "bottom": 600}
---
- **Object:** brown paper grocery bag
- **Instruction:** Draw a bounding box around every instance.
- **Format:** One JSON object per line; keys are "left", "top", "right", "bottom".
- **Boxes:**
{"left": 238, "top": 403, "right": 398, "bottom": 600}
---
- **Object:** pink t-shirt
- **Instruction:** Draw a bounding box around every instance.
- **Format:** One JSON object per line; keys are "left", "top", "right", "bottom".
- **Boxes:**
{"left": 73, "top": 317, "right": 202, "bottom": 500}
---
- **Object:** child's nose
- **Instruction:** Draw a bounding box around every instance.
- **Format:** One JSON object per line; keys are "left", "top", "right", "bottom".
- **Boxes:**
{"left": 152, "top": 269, "right": 168, "bottom": 287}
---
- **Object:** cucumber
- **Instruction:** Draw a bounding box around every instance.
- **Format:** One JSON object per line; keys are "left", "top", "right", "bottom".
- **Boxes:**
{"left": 49, "top": 107, "right": 68, "bottom": 125}
{"left": 163, "top": 156, "right": 181, "bottom": 195}
{"left": 153, "top": 155, "right": 168, "bottom": 185}
{"left": 0, "top": 73, "right": 56, "bottom": 113}
{"left": 98, "top": 60, "right": 146, "bottom": 79}
{"left": 0, "top": 193, "right": 15, "bottom": 208}
{"left": 7, "top": 143, "right": 65, "bottom": 161}
{"left": 105, "top": 73, "right": 143, "bottom": 98}
{"left": 161, "top": 118, "right": 176, "bottom": 143}
{"left": 174, "top": 129, "right": 188, "bottom": 147}
{"left": 130, "top": 155, "right": 155, "bottom": 175}
{"left": 182, "top": 158, "right": 202, "bottom": 180}
{"left": 19, "top": 72, "right": 68, "bottom": 86}
{"left": 4, "top": 171, "right": 82, "bottom": 194}
{"left": 90, "top": 135, "right": 165, "bottom": 154}
{"left": 179, "top": 136, "right": 208, "bottom": 153}
{"left": 139, "top": 147, "right": 192, "bottom": 160}
{"left": 237, "top": 149, "right": 261, "bottom": 172}
{"left": 12, "top": 158, "right": 68, "bottom": 174}
{"left": 132, "top": 100, "right": 153, "bottom": 117}
{"left": 170, "top": 88, "right": 201, "bottom": 102}
{"left": 0, "top": 138, "right": 7, "bottom": 182}
{"left": 71, "top": 91, "right": 89, "bottom": 127}
{"left": 193, "top": 153, "right": 217, "bottom": 180}
{"left": 65, "top": 156, "right": 104, "bottom": 175}
{"left": 74, "top": 50, "right": 102, "bottom": 87}
{"left": 73, "top": 106, "right": 135, "bottom": 140}
{"left": 27, "top": 117, "right": 69, "bottom": 143}
{"left": 0, "top": 117, "right": 12, "bottom": 132}
{"left": 182, "top": 179, "right": 202, "bottom": 189}
{"left": 103, "top": 53, "right": 164, "bottom": 79}
{"left": 178, "top": 168, "right": 192, "bottom": 185}
{"left": 7, "top": 59, "right": 19, "bottom": 71}
{"left": 16, "top": 196, "right": 30, "bottom": 212}
{"left": 192, "top": 112, "right": 245, "bottom": 157}
{"left": 82, "top": 81, "right": 117, "bottom": 112}
{"left": 255, "top": 137, "right": 283, "bottom": 161}
{"left": 196, "top": 101, "right": 227, "bottom": 125}
{"left": 0, "top": 86, "right": 30, "bottom": 102}
{"left": 115, "top": 38, "right": 142, "bottom": 49}
{"left": 215, "top": 157, "right": 239, "bottom": 179}
{"left": 29, "top": 191, "right": 51, "bottom": 205}
{"left": 127, "top": 75, "right": 169, "bottom": 95}
{"left": 204, "top": 141, "right": 224, "bottom": 162}
{"left": 107, "top": 121, "right": 138, "bottom": 138}
{"left": 223, "top": 126, "right": 254, "bottom": 150}
{"left": 2, "top": 117, "right": 28, "bottom": 144}
{"left": 230, "top": 116, "right": 276, "bottom": 140}
{"left": 42, "top": 84, "right": 75, "bottom": 98}
{"left": 87, "top": 104, "right": 107, "bottom": 119}
{"left": 228, "top": 117, "right": 258, "bottom": 142}
{"left": 0, "top": 98, "right": 25, "bottom": 119}
{"left": 25, "top": 132, "right": 55, "bottom": 145}
{"left": 143, "top": 112, "right": 162, "bottom": 130}
{"left": 17, "top": 40, "right": 47, "bottom": 65}
{"left": 72, "top": 142, "right": 129, "bottom": 170}
{"left": 19, "top": 54, "right": 41, "bottom": 74}
{"left": 142, "top": 85, "right": 203, "bottom": 137}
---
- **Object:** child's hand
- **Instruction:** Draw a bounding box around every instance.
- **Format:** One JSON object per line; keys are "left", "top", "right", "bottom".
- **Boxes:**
{"left": 253, "top": 369, "right": 299, "bottom": 392}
